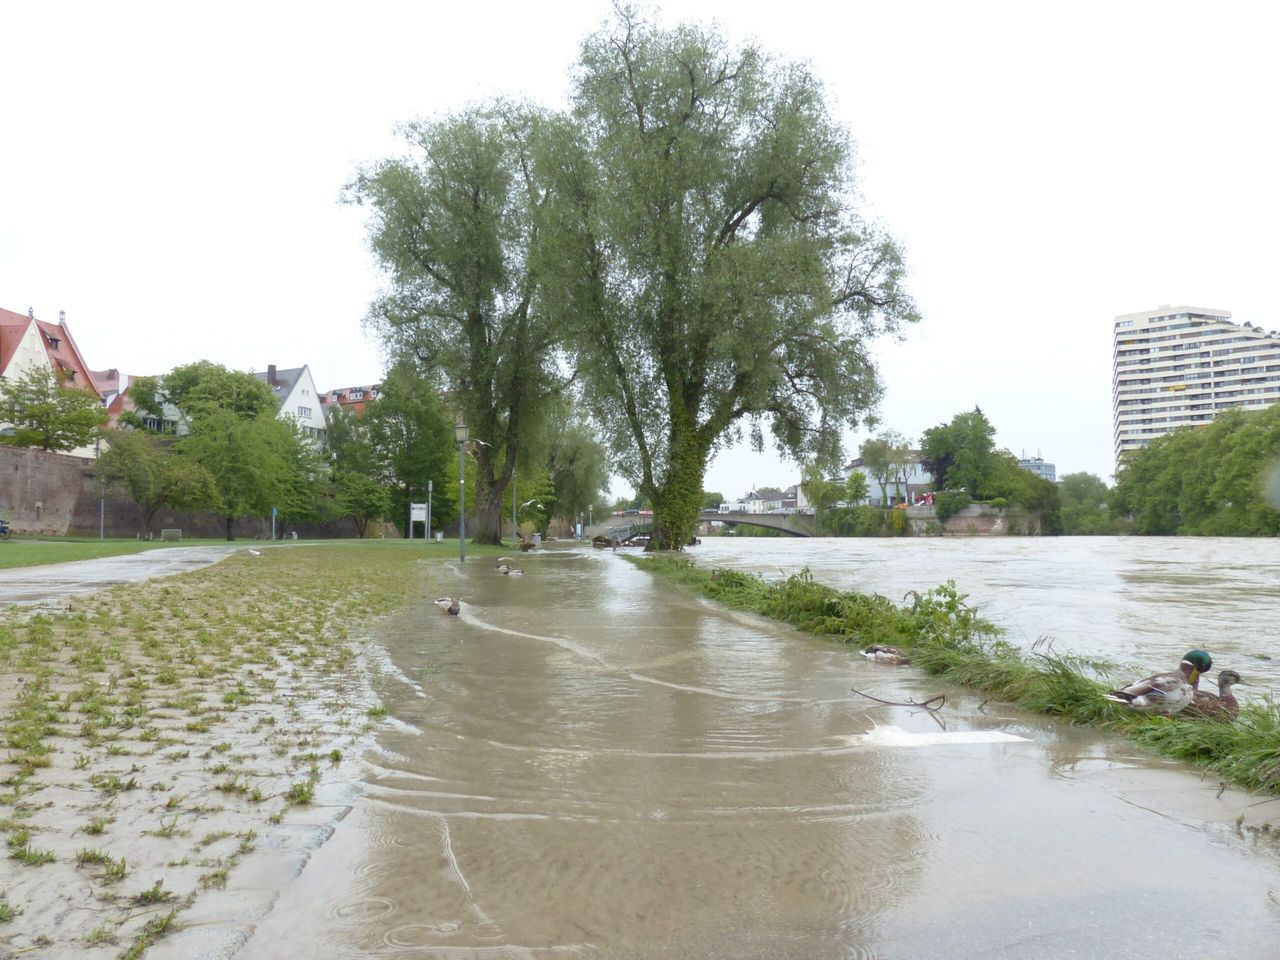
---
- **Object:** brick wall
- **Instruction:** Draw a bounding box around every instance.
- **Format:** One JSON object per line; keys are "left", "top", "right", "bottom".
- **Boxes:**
{"left": 0, "top": 445, "right": 370, "bottom": 539}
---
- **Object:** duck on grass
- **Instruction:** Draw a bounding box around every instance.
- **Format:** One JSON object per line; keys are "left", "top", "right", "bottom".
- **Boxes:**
{"left": 630, "top": 557, "right": 1280, "bottom": 796}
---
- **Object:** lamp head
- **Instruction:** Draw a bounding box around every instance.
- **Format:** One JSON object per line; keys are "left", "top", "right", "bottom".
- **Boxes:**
{"left": 454, "top": 421, "right": 469, "bottom": 444}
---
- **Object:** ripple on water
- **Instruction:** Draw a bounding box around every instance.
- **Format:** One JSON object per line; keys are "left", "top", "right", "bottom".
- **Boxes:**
{"left": 329, "top": 895, "right": 399, "bottom": 922}
{"left": 383, "top": 920, "right": 466, "bottom": 948}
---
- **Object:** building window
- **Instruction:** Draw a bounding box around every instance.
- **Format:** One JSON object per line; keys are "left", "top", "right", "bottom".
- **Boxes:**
{"left": 350, "top": 389, "right": 365, "bottom": 401}
{"left": 298, "top": 406, "right": 312, "bottom": 417}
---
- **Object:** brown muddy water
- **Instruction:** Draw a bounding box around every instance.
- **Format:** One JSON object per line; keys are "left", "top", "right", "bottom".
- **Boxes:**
{"left": 241, "top": 545, "right": 1280, "bottom": 960}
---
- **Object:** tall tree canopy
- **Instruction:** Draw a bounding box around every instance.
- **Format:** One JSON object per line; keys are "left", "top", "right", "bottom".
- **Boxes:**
{"left": 920, "top": 407, "right": 998, "bottom": 496}
{"left": 544, "top": 9, "right": 917, "bottom": 549}
{"left": 349, "top": 104, "right": 564, "bottom": 545}
{"left": 0, "top": 366, "right": 107, "bottom": 452}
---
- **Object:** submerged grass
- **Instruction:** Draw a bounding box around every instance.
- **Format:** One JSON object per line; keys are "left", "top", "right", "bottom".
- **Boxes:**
{"left": 634, "top": 556, "right": 1280, "bottom": 796}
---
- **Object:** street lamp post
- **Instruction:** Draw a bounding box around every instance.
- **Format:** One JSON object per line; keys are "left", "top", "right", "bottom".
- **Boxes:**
{"left": 455, "top": 421, "right": 469, "bottom": 562}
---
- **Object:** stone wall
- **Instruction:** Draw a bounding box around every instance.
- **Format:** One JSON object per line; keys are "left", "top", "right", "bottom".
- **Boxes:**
{"left": 904, "top": 502, "right": 1043, "bottom": 536}
{"left": 0, "top": 445, "right": 373, "bottom": 539}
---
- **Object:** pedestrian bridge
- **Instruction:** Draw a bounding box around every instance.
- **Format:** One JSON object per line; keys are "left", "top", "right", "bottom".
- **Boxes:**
{"left": 586, "top": 509, "right": 815, "bottom": 543}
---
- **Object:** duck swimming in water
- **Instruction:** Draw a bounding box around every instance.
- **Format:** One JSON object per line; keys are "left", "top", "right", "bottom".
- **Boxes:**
{"left": 501, "top": 567, "right": 524, "bottom": 576}
{"left": 1181, "top": 669, "right": 1243, "bottom": 721}
{"left": 434, "top": 597, "right": 461, "bottom": 616}
{"left": 862, "top": 645, "right": 911, "bottom": 666}
{"left": 1104, "top": 649, "right": 1212, "bottom": 714}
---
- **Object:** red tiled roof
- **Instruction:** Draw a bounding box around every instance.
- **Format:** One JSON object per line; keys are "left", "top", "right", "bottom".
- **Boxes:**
{"left": 0, "top": 307, "right": 103, "bottom": 399}
{"left": 0, "top": 307, "right": 34, "bottom": 375}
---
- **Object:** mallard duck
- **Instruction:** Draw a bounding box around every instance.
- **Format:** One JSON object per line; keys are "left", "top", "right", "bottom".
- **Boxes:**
{"left": 496, "top": 557, "right": 515, "bottom": 567}
{"left": 501, "top": 568, "right": 524, "bottom": 577}
{"left": 863, "top": 645, "right": 911, "bottom": 666}
{"left": 434, "top": 597, "right": 461, "bottom": 616}
{"left": 1104, "top": 649, "right": 1212, "bottom": 714}
{"left": 1181, "top": 669, "right": 1243, "bottom": 721}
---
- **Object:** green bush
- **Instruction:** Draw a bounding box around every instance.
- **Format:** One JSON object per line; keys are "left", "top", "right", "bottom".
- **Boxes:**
{"left": 934, "top": 491, "right": 971, "bottom": 522}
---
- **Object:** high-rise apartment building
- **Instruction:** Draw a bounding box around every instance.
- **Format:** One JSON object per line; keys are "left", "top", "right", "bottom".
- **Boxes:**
{"left": 1113, "top": 305, "right": 1280, "bottom": 464}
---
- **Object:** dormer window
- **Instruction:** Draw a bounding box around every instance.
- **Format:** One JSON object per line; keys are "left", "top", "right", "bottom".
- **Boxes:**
{"left": 331, "top": 392, "right": 340, "bottom": 401}
{"left": 350, "top": 389, "right": 365, "bottom": 401}
{"left": 46, "top": 335, "right": 60, "bottom": 350}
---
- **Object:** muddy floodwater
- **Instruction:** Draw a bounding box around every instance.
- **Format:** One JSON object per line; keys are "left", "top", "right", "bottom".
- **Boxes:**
{"left": 242, "top": 543, "right": 1280, "bottom": 960}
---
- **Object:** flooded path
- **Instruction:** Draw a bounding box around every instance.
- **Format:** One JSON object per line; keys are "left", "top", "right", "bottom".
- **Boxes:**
{"left": 0, "top": 544, "right": 243, "bottom": 604}
{"left": 241, "top": 546, "right": 1280, "bottom": 959}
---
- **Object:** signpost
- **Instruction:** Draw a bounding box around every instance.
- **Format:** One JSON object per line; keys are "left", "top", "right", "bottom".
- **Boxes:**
{"left": 409, "top": 502, "right": 427, "bottom": 541}
{"left": 427, "top": 480, "right": 433, "bottom": 541}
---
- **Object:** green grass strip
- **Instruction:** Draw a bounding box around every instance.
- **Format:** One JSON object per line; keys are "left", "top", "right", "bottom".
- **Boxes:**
{"left": 631, "top": 556, "right": 1280, "bottom": 796}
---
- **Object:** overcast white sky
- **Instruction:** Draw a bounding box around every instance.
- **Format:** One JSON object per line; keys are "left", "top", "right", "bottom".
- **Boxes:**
{"left": 5, "top": 1, "right": 1278, "bottom": 498}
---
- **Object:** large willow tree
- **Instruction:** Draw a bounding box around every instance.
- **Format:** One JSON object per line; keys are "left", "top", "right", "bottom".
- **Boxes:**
{"left": 543, "top": 10, "right": 918, "bottom": 550}
{"left": 349, "top": 104, "right": 563, "bottom": 545}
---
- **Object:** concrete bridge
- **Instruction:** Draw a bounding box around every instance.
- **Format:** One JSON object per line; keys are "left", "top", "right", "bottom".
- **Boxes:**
{"left": 586, "top": 509, "right": 815, "bottom": 543}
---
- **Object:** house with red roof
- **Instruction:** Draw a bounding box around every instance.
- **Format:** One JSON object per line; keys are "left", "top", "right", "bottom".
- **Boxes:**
{"left": 320, "top": 382, "right": 381, "bottom": 418}
{"left": 1, "top": 306, "right": 106, "bottom": 456}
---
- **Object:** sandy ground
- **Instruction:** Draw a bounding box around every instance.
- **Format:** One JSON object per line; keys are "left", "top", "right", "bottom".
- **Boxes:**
{"left": 0, "top": 545, "right": 421, "bottom": 958}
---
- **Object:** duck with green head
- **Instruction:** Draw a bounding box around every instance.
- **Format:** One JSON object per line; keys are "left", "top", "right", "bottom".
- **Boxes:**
{"left": 1104, "top": 649, "right": 1212, "bottom": 714}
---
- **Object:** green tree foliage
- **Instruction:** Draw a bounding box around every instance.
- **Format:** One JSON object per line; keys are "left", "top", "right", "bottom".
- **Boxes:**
{"left": 701, "top": 490, "right": 725, "bottom": 510}
{"left": 335, "top": 471, "right": 393, "bottom": 538}
{"left": 141, "top": 361, "right": 277, "bottom": 421}
{"left": 178, "top": 408, "right": 313, "bottom": 540}
{"left": 95, "top": 429, "right": 219, "bottom": 536}
{"left": 920, "top": 407, "right": 997, "bottom": 496}
{"left": 1111, "top": 405, "right": 1280, "bottom": 535}
{"left": 147, "top": 361, "right": 320, "bottom": 539}
{"left": 544, "top": 10, "right": 917, "bottom": 550}
{"left": 1058, "top": 472, "right": 1118, "bottom": 535}
{"left": 349, "top": 104, "right": 564, "bottom": 545}
{"left": 360, "top": 365, "right": 458, "bottom": 536}
{"left": 0, "top": 366, "right": 107, "bottom": 452}
{"left": 543, "top": 421, "right": 611, "bottom": 528}
{"left": 920, "top": 407, "right": 1060, "bottom": 531}
{"left": 859, "top": 430, "right": 912, "bottom": 505}
{"left": 844, "top": 471, "right": 869, "bottom": 503}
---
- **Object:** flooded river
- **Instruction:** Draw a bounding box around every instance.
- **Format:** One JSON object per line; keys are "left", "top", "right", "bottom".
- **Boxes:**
{"left": 692, "top": 536, "right": 1280, "bottom": 694}
{"left": 243, "top": 542, "right": 1280, "bottom": 960}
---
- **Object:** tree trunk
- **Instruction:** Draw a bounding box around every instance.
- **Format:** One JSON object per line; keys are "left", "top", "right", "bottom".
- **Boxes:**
{"left": 646, "top": 431, "right": 708, "bottom": 552}
{"left": 470, "top": 480, "right": 506, "bottom": 545}
{"left": 225, "top": 516, "right": 234, "bottom": 541}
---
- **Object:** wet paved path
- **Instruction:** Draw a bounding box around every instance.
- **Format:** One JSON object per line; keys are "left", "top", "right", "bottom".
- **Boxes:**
{"left": 0, "top": 544, "right": 244, "bottom": 604}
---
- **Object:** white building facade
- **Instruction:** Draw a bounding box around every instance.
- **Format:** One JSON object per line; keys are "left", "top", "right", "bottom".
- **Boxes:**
{"left": 254, "top": 364, "right": 327, "bottom": 443}
{"left": 1113, "top": 305, "right": 1280, "bottom": 464}
{"left": 843, "top": 453, "right": 932, "bottom": 506}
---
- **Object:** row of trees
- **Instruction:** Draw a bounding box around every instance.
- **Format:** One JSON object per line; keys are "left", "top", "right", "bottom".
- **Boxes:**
{"left": 90, "top": 360, "right": 612, "bottom": 540}
{"left": 1111, "top": 405, "right": 1280, "bottom": 535}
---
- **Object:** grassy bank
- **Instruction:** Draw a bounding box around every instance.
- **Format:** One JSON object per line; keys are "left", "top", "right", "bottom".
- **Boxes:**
{"left": 0, "top": 539, "right": 499, "bottom": 957}
{"left": 632, "top": 556, "right": 1280, "bottom": 796}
